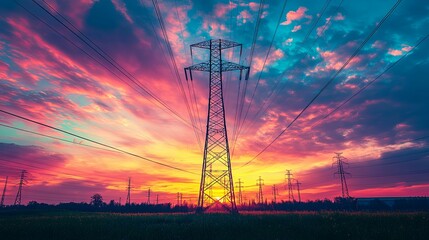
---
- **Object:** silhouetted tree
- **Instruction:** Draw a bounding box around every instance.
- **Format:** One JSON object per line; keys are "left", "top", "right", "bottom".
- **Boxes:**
{"left": 90, "top": 193, "right": 104, "bottom": 208}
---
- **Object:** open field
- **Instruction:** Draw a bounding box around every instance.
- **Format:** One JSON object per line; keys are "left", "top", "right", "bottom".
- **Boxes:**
{"left": 0, "top": 211, "right": 428, "bottom": 240}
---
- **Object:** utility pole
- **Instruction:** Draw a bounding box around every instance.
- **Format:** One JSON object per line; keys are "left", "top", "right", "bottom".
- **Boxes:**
{"left": 235, "top": 178, "right": 243, "bottom": 205}
{"left": 333, "top": 152, "right": 350, "bottom": 198}
{"left": 14, "top": 170, "right": 27, "bottom": 206}
{"left": 147, "top": 188, "right": 151, "bottom": 204}
{"left": 272, "top": 184, "right": 278, "bottom": 203}
{"left": 285, "top": 170, "right": 294, "bottom": 202}
{"left": 1, "top": 176, "right": 8, "bottom": 207}
{"left": 177, "top": 192, "right": 180, "bottom": 206}
{"left": 296, "top": 180, "right": 302, "bottom": 203}
{"left": 180, "top": 193, "right": 183, "bottom": 205}
{"left": 126, "top": 177, "right": 131, "bottom": 205}
{"left": 119, "top": 197, "right": 121, "bottom": 206}
{"left": 256, "top": 176, "right": 264, "bottom": 204}
{"left": 185, "top": 39, "right": 250, "bottom": 214}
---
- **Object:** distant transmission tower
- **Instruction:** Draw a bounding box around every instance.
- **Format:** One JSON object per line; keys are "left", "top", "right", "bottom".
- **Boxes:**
{"left": 126, "top": 177, "right": 131, "bottom": 205}
{"left": 185, "top": 39, "right": 250, "bottom": 213}
{"left": 235, "top": 178, "right": 243, "bottom": 205}
{"left": 285, "top": 170, "right": 294, "bottom": 202}
{"left": 272, "top": 184, "right": 278, "bottom": 203}
{"left": 156, "top": 194, "right": 159, "bottom": 205}
{"left": 296, "top": 180, "right": 302, "bottom": 203}
{"left": 1, "top": 176, "right": 8, "bottom": 207}
{"left": 147, "top": 188, "right": 151, "bottom": 204}
{"left": 333, "top": 152, "right": 350, "bottom": 198}
{"left": 176, "top": 192, "right": 183, "bottom": 206}
{"left": 256, "top": 176, "right": 264, "bottom": 204}
{"left": 14, "top": 170, "right": 27, "bottom": 206}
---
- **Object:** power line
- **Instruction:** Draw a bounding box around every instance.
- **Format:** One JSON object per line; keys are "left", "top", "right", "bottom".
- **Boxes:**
{"left": 234, "top": 0, "right": 289, "bottom": 152}
{"left": 310, "top": 33, "right": 429, "bottom": 128}
{"left": 231, "top": 0, "right": 265, "bottom": 156}
{"left": 238, "top": 0, "right": 403, "bottom": 168}
{"left": 21, "top": 0, "right": 198, "bottom": 131}
{"left": 0, "top": 109, "right": 197, "bottom": 175}
{"left": 239, "top": 1, "right": 346, "bottom": 137}
{"left": 0, "top": 123, "right": 119, "bottom": 153}
{"left": 303, "top": 0, "right": 332, "bottom": 42}
{"left": 152, "top": 0, "right": 203, "bottom": 151}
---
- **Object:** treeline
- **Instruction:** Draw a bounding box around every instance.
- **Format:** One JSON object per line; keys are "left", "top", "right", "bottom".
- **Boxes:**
{"left": 239, "top": 197, "right": 429, "bottom": 212}
{"left": 1, "top": 196, "right": 428, "bottom": 213}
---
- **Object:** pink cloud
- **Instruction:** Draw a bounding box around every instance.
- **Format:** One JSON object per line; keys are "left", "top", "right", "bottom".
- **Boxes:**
{"left": 334, "top": 12, "right": 345, "bottom": 21}
{"left": 401, "top": 44, "right": 413, "bottom": 52}
{"left": 291, "top": 25, "right": 302, "bottom": 32}
{"left": 214, "top": 2, "right": 237, "bottom": 18}
{"left": 388, "top": 48, "right": 403, "bottom": 56}
{"left": 284, "top": 38, "right": 293, "bottom": 45}
{"left": 238, "top": 10, "right": 252, "bottom": 23}
{"left": 112, "top": 0, "right": 133, "bottom": 24}
{"left": 281, "top": 7, "right": 311, "bottom": 25}
{"left": 371, "top": 40, "right": 385, "bottom": 49}
{"left": 248, "top": 2, "right": 259, "bottom": 11}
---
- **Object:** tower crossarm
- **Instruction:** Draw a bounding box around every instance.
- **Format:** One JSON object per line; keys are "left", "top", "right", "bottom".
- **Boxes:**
{"left": 190, "top": 39, "right": 242, "bottom": 50}
{"left": 185, "top": 61, "right": 249, "bottom": 80}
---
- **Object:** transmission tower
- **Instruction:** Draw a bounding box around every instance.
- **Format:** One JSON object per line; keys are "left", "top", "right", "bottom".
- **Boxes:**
{"left": 147, "top": 188, "right": 151, "bottom": 204}
{"left": 184, "top": 39, "right": 250, "bottom": 213}
{"left": 126, "top": 177, "right": 131, "bottom": 205}
{"left": 176, "top": 192, "right": 183, "bottom": 206}
{"left": 1, "top": 176, "right": 8, "bottom": 207}
{"left": 14, "top": 170, "right": 27, "bottom": 206}
{"left": 333, "top": 152, "right": 350, "bottom": 198}
{"left": 156, "top": 194, "right": 159, "bottom": 205}
{"left": 235, "top": 178, "right": 243, "bottom": 205}
{"left": 272, "top": 184, "right": 278, "bottom": 203}
{"left": 256, "top": 176, "right": 264, "bottom": 204}
{"left": 285, "top": 170, "right": 294, "bottom": 202}
{"left": 296, "top": 180, "right": 302, "bottom": 203}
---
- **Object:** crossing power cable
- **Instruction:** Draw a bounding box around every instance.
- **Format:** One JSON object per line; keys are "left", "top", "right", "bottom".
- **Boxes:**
{"left": 0, "top": 109, "right": 198, "bottom": 175}
{"left": 238, "top": 0, "right": 403, "bottom": 168}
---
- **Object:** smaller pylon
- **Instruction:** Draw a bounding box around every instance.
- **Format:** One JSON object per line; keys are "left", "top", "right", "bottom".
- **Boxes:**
{"left": 126, "top": 177, "right": 131, "bottom": 205}
{"left": 14, "top": 170, "right": 27, "bottom": 206}
{"left": 235, "top": 178, "right": 243, "bottom": 205}
{"left": 333, "top": 152, "right": 351, "bottom": 198}
{"left": 296, "top": 180, "right": 302, "bottom": 203}
{"left": 256, "top": 176, "right": 264, "bottom": 204}
{"left": 147, "top": 188, "right": 151, "bottom": 204}
{"left": 156, "top": 194, "right": 159, "bottom": 205}
{"left": 285, "top": 170, "right": 294, "bottom": 202}
{"left": 272, "top": 184, "right": 278, "bottom": 203}
{"left": 1, "top": 176, "right": 8, "bottom": 207}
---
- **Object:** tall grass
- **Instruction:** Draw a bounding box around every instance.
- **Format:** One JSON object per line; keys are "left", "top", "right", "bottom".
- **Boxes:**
{"left": 0, "top": 211, "right": 428, "bottom": 240}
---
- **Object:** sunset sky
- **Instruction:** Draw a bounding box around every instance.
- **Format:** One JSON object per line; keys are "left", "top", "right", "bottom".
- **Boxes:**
{"left": 0, "top": 0, "right": 428, "bottom": 205}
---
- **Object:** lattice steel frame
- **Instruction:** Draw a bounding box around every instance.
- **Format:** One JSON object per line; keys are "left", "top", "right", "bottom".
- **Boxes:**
{"left": 185, "top": 39, "right": 249, "bottom": 213}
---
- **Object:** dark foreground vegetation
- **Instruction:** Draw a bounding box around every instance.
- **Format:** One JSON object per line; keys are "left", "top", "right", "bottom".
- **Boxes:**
{"left": 0, "top": 210, "right": 428, "bottom": 240}
{"left": 2, "top": 196, "right": 429, "bottom": 212}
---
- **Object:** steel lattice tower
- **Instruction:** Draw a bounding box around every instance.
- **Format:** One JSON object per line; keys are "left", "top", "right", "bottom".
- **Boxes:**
{"left": 1, "top": 176, "right": 8, "bottom": 207}
{"left": 235, "top": 178, "right": 243, "bottom": 205}
{"left": 14, "top": 170, "right": 27, "bottom": 206}
{"left": 333, "top": 152, "right": 350, "bottom": 198}
{"left": 256, "top": 176, "right": 264, "bottom": 204}
{"left": 126, "top": 177, "right": 131, "bottom": 205}
{"left": 285, "top": 170, "right": 295, "bottom": 202}
{"left": 296, "top": 180, "right": 302, "bottom": 203}
{"left": 185, "top": 39, "right": 249, "bottom": 213}
{"left": 272, "top": 184, "right": 277, "bottom": 203}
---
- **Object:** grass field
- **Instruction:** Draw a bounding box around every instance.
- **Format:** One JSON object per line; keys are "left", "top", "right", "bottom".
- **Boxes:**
{"left": 0, "top": 211, "right": 428, "bottom": 240}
